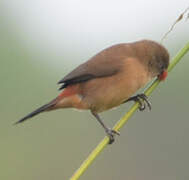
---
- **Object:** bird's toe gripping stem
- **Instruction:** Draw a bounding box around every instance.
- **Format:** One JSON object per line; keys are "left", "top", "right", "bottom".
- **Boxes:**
{"left": 124, "top": 93, "right": 151, "bottom": 111}
{"left": 105, "top": 128, "right": 120, "bottom": 144}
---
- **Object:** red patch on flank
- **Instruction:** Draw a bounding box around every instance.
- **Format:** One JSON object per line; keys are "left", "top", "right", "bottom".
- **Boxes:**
{"left": 158, "top": 70, "right": 168, "bottom": 81}
{"left": 58, "top": 85, "right": 78, "bottom": 99}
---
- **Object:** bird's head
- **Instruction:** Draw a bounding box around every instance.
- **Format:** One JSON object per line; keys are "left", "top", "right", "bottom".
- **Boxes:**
{"left": 144, "top": 40, "right": 170, "bottom": 80}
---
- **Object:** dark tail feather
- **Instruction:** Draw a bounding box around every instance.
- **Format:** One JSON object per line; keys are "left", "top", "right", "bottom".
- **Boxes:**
{"left": 14, "top": 99, "right": 57, "bottom": 125}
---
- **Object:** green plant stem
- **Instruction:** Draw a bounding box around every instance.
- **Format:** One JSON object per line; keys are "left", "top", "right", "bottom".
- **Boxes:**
{"left": 70, "top": 42, "right": 189, "bottom": 180}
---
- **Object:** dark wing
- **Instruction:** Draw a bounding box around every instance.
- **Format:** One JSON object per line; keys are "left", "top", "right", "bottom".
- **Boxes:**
{"left": 58, "top": 74, "right": 95, "bottom": 90}
{"left": 58, "top": 44, "right": 128, "bottom": 90}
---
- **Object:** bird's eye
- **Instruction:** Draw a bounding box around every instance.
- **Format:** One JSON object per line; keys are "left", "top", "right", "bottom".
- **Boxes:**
{"left": 160, "top": 63, "right": 165, "bottom": 71}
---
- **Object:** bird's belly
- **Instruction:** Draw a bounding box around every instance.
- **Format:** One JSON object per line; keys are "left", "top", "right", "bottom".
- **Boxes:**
{"left": 81, "top": 75, "right": 145, "bottom": 113}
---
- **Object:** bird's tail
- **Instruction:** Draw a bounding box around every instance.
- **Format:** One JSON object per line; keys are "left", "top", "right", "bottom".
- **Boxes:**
{"left": 14, "top": 98, "right": 57, "bottom": 125}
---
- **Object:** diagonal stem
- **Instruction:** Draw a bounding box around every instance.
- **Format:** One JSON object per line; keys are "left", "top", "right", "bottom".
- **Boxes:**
{"left": 70, "top": 42, "right": 189, "bottom": 180}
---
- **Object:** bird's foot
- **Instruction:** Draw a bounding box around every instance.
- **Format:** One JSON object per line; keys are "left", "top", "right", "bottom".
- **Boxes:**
{"left": 133, "top": 94, "right": 151, "bottom": 111}
{"left": 105, "top": 128, "right": 120, "bottom": 144}
{"left": 124, "top": 93, "right": 151, "bottom": 111}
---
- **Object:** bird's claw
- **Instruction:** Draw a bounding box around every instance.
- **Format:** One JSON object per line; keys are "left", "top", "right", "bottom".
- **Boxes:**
{"left": 134, "top": 94, "right": 151, "bottom": 111}
{"left": 105, "top": 128, "right": 120, "bottom": 144}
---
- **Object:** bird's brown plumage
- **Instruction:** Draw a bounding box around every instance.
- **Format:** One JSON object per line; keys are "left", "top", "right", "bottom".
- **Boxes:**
{"left": 58, "top": 40, "right": 169, "bottom": 89}
{"left": 16, "top": 39, "right": 169, "bottom": 142}
{"left": 56, "top": 40, "right": 169, "bottom": 112}
{"left": 56, "top": 57, "right": 151, "bottom": 113}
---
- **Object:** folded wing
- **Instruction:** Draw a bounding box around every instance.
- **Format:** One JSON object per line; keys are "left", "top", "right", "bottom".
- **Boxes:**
{"left": 58, "top": 44, "right": 127, "bottom": 90}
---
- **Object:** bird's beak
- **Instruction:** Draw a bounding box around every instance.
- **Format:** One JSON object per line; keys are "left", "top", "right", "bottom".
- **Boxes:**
{"left": 158, "top": 70, "right": 168, "bottom": 81}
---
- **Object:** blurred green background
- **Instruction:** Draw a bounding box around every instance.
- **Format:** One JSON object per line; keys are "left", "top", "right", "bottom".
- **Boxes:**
{"left": 1, "top": 1, "right": 189, "bottom": 180}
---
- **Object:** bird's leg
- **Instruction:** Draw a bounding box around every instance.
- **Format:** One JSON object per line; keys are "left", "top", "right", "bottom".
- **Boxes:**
{"left": 91, "top": 111, "right": 120, "bottom": 144}
{"left": 123, "top": 93, "right": 151, "bottom": 111}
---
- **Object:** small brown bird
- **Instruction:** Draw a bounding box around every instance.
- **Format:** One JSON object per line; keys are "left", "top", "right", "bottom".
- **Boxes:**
{"left": 16, "top": 40, "right": 169, "bottom": 144}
